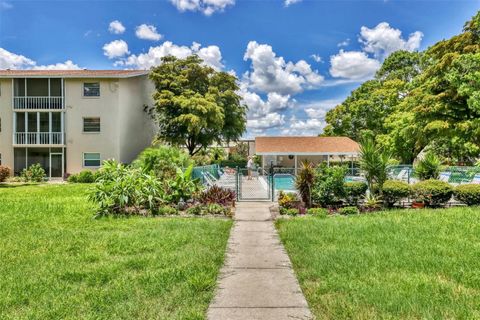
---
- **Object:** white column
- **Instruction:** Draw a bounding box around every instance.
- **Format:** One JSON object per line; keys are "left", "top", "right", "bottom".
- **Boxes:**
{"left": 49, "top": 112, "right": 52, "bottom": 144}
{"left": 37, "top": 112, "right": 40, "bottom": 144}
{"left": 327, "top": 154, "right": 330, "bottom": 167}
{"left": 13, "top": 113, "right": 16, "bottom": 144}
{"left": 49, "top": 147, "right": 52, "bottom": 179}
{"left": 61, "top": 112, "right": 64, "bottom": 144}
{"left": 48, "top": 78, "right": 51, "bottom": 109}
{"left": 24, "top": 112, "right": 28, "bottom": 143}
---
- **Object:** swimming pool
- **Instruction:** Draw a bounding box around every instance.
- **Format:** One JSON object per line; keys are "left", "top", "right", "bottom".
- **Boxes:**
{"left": 273, "top": 174, "right": 295, "bottom": 191}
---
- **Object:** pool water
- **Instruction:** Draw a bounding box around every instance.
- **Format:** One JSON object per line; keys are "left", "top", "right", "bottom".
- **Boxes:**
{"left": 274, "top": 174, "right": 295, "bottom": 191}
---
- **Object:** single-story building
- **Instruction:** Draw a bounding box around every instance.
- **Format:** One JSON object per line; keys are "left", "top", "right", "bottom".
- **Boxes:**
{"left": 254, "top": 136, "right": 360, "bottom": 174}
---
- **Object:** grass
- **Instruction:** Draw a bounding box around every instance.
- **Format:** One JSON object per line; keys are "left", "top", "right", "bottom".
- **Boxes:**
{"left": 0, "top": 184, "right": 232, "bottom": 319}
{"left": 276, "top": 208, "right": 480, "bottom": 319}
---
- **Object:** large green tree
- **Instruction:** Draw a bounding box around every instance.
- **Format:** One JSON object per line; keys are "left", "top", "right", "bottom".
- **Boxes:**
{"left": 149, "top": 55, "right": 247, "bottom": 155}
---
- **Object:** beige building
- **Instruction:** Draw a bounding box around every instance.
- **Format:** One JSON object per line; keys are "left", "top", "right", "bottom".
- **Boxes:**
{"left": 0, "top": 70, "right": 156, "bottom": 178}
{"left": 254, "top": 136, "right": 360, "bottom": 173}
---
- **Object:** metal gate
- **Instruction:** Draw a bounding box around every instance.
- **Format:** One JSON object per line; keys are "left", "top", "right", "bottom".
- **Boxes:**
{"left": 236, "top": 168, "right": 273, "bottom": 201}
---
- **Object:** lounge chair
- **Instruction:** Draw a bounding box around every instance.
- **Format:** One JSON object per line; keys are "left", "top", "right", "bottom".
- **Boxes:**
{"left": 439, "top": 172, "right": 451, "bottom": 183}
{"left": 470, "top": 174, "right": 480, "bottom": 184}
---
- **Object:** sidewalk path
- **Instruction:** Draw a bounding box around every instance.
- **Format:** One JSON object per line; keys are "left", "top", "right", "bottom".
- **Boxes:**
{"left": 207, "top": 202, "right": 312, "bottom": 320}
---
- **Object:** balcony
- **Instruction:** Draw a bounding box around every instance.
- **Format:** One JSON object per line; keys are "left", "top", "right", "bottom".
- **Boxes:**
{"left": 13, "top": 78, "right": 64, "bottom": 110}
{"left": 14, "top": 96, "right": 64, "bottom": 110}
{"left": 14, "top": 132, "right": 64, "bottom": 145}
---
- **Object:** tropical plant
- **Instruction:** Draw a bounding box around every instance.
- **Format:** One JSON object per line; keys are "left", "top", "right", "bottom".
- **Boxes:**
{"left": 311, "top": 164, "right": 347, "bottom": 206}
{"left": 21, "top": 164, "right": 46, "bottom": 182}
{"left": 454, "top": 184, "right": 480, "bottom": 206}
{"left": 295, "top": 160, "right": 315, "bottom": 208}
{"left": 414, "top": 152, "right": 442, "bottom": 180}
{"left": 157, "top": 206, "right": 179, "bottom": 215}
{"left": 278, "top": 191, "right": 300, "bottom": 209}
{"left": 382, "top": 180, "right": 410, "bottom": 207}
{"left": 363, "top": 193, "right": 382, "bottom": 211}
{"left": 411, "top": 180, "right": 453, "bottom": 207}
{"left": 204, "top": 203, "right": 229, "bottom": 215}
{"left": 209, "top": 147, "right": 226, "bottom": 162}
{"left": 197, "top": 185, "right": 236, "bottom": 206}
{"left": 68, "top": 170, "right": 97, "bottom": 183}
{"left": 0, "top": 165, "right": 10, "bottom": 182}
{"left": 343, "top": 181, "right": 368, "bottom": 206}
{"left": 359, "top": 138, "right": 391, "bottom": 194}
{"left": 149, "top": 55, "right": 247, "bottom": 155}
{"left": 133, "top": 145, "right": 192, "bottom": 180}
{"left": 164, "top": 164, "right": 201, "bottom": 204}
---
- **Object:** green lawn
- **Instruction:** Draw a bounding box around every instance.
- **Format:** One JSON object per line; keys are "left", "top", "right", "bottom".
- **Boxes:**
{"left": 276, "top": 208, "right": 480, "bottom": 319}
{"left": 0, "top": 184, "right": 232, "bottom": 319}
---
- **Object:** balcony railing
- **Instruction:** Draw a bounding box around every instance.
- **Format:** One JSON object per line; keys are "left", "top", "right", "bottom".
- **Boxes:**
{"left": 14, "top": 132, "right": 64, "bottom": 145}
{"left": 13, "top": 96, "right": 64, "bottom": 110}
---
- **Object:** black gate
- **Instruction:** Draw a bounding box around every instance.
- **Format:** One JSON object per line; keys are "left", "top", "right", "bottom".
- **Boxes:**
{"left": 236, "top": 168, "right": 274, "bottom": 201}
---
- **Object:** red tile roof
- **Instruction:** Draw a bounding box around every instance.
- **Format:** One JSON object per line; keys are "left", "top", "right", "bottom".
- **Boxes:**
{"left": 255, "top": 136, "right": 360, "bottom": 154}
{"left": 0, "top": 70, "right": 149, "bottom": 78}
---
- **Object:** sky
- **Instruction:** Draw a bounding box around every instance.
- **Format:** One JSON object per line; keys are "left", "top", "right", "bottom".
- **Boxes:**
{"left": 0, "top": 0, "right": 479, "bottom": 138}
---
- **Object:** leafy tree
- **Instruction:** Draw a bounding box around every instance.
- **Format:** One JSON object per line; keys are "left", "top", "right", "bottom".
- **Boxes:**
{"left": 149, "top": 55, "right": 247, "bottom": 155}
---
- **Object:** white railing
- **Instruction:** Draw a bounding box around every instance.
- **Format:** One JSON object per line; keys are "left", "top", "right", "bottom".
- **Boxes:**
{"left": 14, "top": 132, "right": 64, "bottom": 145}
{"left": 13, "top": 96, "right": 64, "bottom": 110}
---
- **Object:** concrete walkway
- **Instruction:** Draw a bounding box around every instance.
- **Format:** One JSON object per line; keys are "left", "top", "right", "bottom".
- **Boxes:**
{"left": 207, "top": 202, "right": 312, "bottom": 320}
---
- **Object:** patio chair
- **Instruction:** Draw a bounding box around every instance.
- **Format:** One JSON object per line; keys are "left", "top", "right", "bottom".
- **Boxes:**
{"left": 470, "top": 174, "right": 480, "bottom": 184}
{"left": 439, "top": 171, "right": 451, "bottom": 183}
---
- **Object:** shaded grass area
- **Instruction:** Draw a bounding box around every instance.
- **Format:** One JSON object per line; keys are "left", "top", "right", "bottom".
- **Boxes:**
{"left": 0, "top": 184, "right": 232, "bottom": 319}
{"left": 276, "top": 208, "right": 480, "bottom": 319}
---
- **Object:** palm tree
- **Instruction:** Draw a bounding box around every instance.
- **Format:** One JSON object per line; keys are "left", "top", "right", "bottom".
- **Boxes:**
{"left": 295, "top": 160, "right": 315, "bottom": 208}
{"left": 359, "top": 138, "right": 391, "bottom": 194}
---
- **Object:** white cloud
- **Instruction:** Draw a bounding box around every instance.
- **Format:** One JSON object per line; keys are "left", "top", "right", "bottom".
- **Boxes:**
{"left": 281, "top": 118, "right": 325, "bottom": 136}
{"left": 0, "top": 47, "right": 35, "bottom": 69}
{"left": 329, "top": 50, "right": 381, "bottom": 80}
{"left": 135, "top": 24, "right": 163, "bottom": 41}
{"left": 284, "top": 0, "right": 302, "bottom": 7}
{"left": 303, "top": 99, "right": 342, "bottom": 118}
{"left": 247, "top": 112, "right": 285, "bottom": 130}
{"left": 337, "top": 38, "right": 350, "bottom": 47}
{"left": 169, "top": 0, "right": 235, "bottom": 15}
{"left": 360, "top": 22, "right": 423, "bottom": 58}
{"left": 310, "top": 54, "right": 323, "bottom": 63}
{"left": 117, "top": 41, "right": 223, "bottom": 70}
{"left": 0, "top": 47, "right": 81, "bottom": 70}
{"left": 240, "top": 87, "right": 293, "bottom": 119}
{"left": 243, "top": 41, "right": 323, "bottom": 95}
{"left": 32, "top": 60, "right": 81, "bottom": 70}
{"left": 108, "top": 20, "right": 125, "bottom": 34}
{"left": 103, "top": 40, "right": 130, "bottom": 59}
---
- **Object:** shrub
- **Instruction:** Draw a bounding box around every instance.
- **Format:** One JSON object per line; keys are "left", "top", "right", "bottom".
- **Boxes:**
{"left": 284, "top": 208, "right": 298, "bottom": 216}
{"left": 89, "top": 160, "right": 166, "bottom": 217}
{"left": 157, "top": 206, "right": 179, "bottom": 215}
{"left": 164, "top": 165, "right": 201, "bottom": 204}
{"left": 21, "top": 164, "right": 46, "bottom": 182}
{"left": 339, "top": 206, "right": 359, "bottom": 215}
{"left": 133, "top": 145, "right": 192, "bottom": 180}
{"left": 382, "top": 180, "right": 410, "bottom": 207}
{"left": 0, "top": 165, "right": 11, "bottom": 182}
{"left": 295, "top": 160, "right": 315, "bottom": 208}
{"left": 414, "top": 152, "right": 441, "bottom": 180}
{"left": 219, "top": 159, "right": 247, "bottom": 168}
{"left": 307, "top": 207, "right": 328, "bottom": 217}
{"left": 411, "top": 179, "right": 453, "bottom": 207}
{"left": 344, "top": 182, "right": 367, "bottom": 205}
{"left": 311, "top": 164, "right": 346, "bottom": 206}
{"left": 454, "top": 184, "right": 480, "bottom": 206}
{"left": 186, "top": 205, "right": 205, "bottom": 216}
{"left": 204, "top": 203, "right": 229, "bottom": 215}
{"left": 198, "top": 185, "right": 236, "bottom": 206}
{"left": 278, "top": 191, "right": 300, "bottom": 209}
{"left": 68, "top": 170, "right": 97, "bottom": 183}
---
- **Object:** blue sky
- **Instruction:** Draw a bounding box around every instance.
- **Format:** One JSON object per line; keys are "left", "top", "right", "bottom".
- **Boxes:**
{"left": 1, "top": 0, "right": 479, "bottom": 137}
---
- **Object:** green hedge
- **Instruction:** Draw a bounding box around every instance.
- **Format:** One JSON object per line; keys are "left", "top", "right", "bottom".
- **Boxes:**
{"left": 454, "top": 184, "right": 480, "bottom": 206}
{"left": 219, "top": 160, "right": 247, "bottom": 168}
{"left": 382, "top": 180, "right": 410, "bottom": 207}
{"left": 344, "top": 182, "right": 367, "bottom": 205}
{"left": 307, "top": 207, "right": 328, "bottom": 217}
{"left": 339, "top": 206, "right": 359, "bottom": 215}
{"left": 411, "top": 180, "right": 453, "bottom": 207}
{"left": 68, "top": 170, "right": 98, "bottom": 183}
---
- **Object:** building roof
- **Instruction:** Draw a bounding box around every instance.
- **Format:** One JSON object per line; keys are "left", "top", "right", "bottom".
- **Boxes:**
{"left": 0, "top": 70, "right": 149, "bottom": 78}
{"left": 255, "top": 136, "right": 360, "bottom": 155}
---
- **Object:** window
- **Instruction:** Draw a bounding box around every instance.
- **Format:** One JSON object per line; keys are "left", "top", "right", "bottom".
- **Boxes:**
{"left": 83, "top": 153, "right": 100, "bottom": 167}
{"left": 83, "top": 82, "right": 100, "bottom": 97}
{"left": 83, "top": 117, "right": 100, "bottom": 132}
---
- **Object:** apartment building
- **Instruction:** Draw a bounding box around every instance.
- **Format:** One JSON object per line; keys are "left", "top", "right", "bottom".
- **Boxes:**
{"left": 0, "top": 70, "right": 156, "bottom": 178}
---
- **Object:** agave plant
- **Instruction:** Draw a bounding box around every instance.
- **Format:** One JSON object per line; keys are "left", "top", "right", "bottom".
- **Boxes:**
{"left": 414, "top": 152, "right": 442, "bottom": 180}
{"left": 295, "top": 160, "right": 315, "bottom": 208}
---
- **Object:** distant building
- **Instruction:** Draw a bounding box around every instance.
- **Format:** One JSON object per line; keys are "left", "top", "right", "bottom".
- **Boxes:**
{"left": 0, "top": 70, "right": 156, "bottom": 178}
